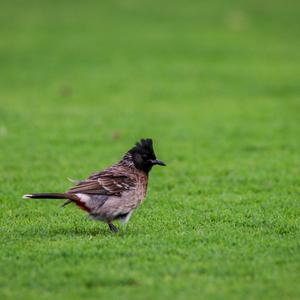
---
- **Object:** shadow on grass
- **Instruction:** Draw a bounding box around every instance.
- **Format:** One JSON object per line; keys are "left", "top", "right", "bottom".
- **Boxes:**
{"left": 14, "top": 224, "right": 140, "bottom": 239}
{"left": 47, "top": 226, "right": 113, "bottom": 237}
{"left": 47, "top": 225, "right": 142, "bottom": 238}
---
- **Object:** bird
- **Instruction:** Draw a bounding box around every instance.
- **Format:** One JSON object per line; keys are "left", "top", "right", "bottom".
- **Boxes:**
{"left": 23, "top": 138, "right": 166, "bottom": 233}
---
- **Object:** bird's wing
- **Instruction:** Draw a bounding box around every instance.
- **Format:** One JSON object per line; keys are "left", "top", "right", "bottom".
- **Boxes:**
{"left": 68, "top": 171, "right": 136, "bottom": 196}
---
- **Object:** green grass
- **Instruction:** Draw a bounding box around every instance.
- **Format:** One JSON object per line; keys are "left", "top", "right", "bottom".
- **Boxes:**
{"left": 1, "top": 0, "right": 300, "bottom": 299}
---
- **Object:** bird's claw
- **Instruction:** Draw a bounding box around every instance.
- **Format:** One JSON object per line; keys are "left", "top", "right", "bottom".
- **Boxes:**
{"left": 108, "top": 223, "right": 119, "bottom": 233}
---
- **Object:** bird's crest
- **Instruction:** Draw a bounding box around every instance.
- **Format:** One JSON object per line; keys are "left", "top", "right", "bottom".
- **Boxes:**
{"left": 134, "top": 138, "right": 154, "bottom": 155}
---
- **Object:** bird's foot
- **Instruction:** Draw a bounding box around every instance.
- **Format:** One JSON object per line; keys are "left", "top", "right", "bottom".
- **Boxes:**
{"left": 108, "top": 223, "right": 119, "bottom": 233}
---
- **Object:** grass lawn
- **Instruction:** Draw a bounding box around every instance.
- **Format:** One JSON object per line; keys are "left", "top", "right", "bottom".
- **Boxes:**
{"left": 1, "top": 0, "right": 300, "bottom": 299}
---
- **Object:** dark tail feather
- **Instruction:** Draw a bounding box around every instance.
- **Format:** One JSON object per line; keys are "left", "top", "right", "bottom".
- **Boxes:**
{"left": 62, "top": 200, "right": 72, "bottom": 207}
{"left": 22, "top": 193, "right": 78, "bottom": 202}
{"left": 23, "top": 193, "right": 91, "bottom": 212}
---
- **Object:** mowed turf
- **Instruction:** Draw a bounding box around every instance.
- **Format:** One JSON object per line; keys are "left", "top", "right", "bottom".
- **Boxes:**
{"left": 0, "top": 0, "right": 300, "bottom": 299}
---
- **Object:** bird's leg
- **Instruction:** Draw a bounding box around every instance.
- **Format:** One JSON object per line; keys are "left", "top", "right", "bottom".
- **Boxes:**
{"left": 108, "top": 222, "right": 119, "bottom": 233}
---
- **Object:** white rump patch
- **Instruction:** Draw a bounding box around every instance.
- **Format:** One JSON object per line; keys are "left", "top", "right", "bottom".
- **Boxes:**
{"left": 76, "top": 193, "right": 91, "bottom": 203}
{"left": 22, "top": 194, "right": 32, "bottom": 199}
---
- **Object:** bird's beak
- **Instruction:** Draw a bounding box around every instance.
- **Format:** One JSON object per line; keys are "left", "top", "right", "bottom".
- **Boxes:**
{"left": 150, "top": 159, "right": 166, "bottom": 166}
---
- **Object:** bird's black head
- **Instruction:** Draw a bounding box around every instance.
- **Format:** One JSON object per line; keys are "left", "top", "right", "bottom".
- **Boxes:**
{"left": 128, "top": 138, "right": 166, "bottom": 173}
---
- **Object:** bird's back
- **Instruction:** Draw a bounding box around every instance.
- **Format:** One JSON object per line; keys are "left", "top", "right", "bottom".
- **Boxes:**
{"left": 67, "top": 158, "right": 149, "bottom": 221}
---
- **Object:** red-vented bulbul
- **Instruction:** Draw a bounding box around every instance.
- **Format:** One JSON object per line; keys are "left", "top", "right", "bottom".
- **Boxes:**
{"left": 23, "top": 138, "right": 166, "bottom": 232}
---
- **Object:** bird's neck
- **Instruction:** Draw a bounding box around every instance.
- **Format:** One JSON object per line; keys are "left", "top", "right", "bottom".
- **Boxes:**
{"left": 119, "top": 152, "right": 135, "bottom": 168}
{"left": 119, "top": 152, "right": 150, "bottom": 174}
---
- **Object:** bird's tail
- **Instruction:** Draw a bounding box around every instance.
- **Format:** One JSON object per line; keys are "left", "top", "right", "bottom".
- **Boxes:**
{"left": 22, "top": 193, "right": 90, "bottom": 211}
{"left": 22, "top": 193, "right": 78, "bottom": 201}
